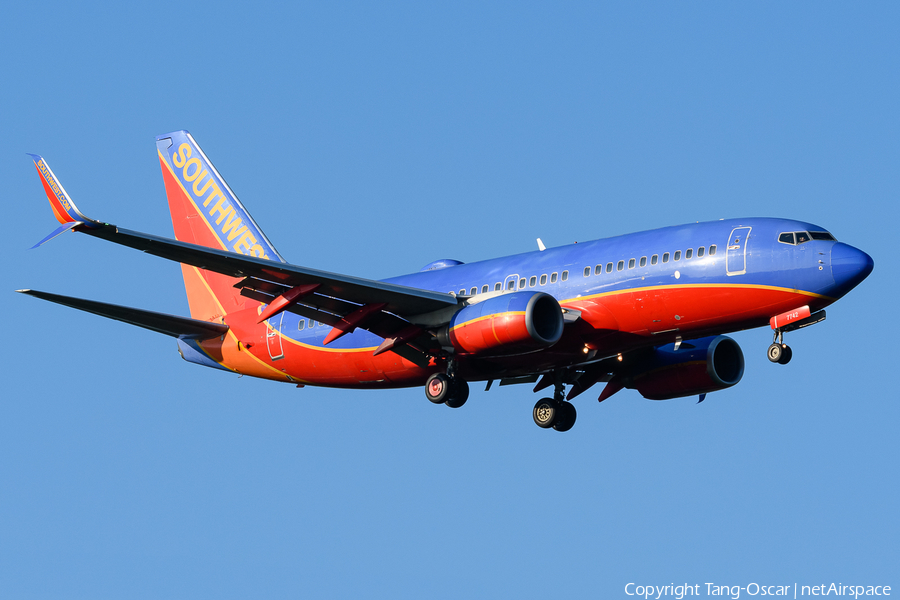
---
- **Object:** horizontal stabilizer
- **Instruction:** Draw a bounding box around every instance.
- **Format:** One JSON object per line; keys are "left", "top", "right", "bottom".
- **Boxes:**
{"left": 16, "top": 289, "right": 229, "bottom": 340}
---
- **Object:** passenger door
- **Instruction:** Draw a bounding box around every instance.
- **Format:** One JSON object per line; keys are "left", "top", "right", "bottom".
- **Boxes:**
{"left": 266, "top": 312, "right": 285, "bottom": 360}
{"left": 726, "top": 227, "right": 752, "bottom": 276}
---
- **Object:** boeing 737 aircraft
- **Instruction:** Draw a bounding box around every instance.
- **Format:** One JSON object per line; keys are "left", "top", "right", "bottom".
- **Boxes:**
{"left": 18, "top": 131, "right": 874, "bottom": 431}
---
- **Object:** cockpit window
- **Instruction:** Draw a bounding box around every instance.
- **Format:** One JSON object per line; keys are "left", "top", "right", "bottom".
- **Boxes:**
{"left": 779, "top": 231, "right": 833, "bottom": 245}
{"left": 779, "top": 232, "right": 796, "bottom": 245}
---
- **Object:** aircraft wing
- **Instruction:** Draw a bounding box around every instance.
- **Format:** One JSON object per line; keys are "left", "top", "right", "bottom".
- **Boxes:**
{"left": 80, "top": 223, "right": 458, "bottom": 317}
{"left": 27, "top": 152, "right": 459, "bottom": 365}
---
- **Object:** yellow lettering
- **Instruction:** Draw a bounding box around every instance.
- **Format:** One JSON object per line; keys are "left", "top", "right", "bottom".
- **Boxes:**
{"left": 183, "top": 158, "right": 203, "bottom": 181}
{"left": 233, "top": 229, "right": 256, "bottom": 254}
{"left": 221, "top": 211, "right": 247, "bottom": 241}
{"left": 249, "top": 244, "right": 268, "bottom": 258}
{"left": 174, "top": 143, "right": 191, "bottom": 168}
{"left": 192, "top": 173, "right": 214, "bottom": 197}
{"left": 209, "top": 200, "right": 233, "bottom": 226}
{"left": 203, "top": 187, "right": 224, "bottom": 208}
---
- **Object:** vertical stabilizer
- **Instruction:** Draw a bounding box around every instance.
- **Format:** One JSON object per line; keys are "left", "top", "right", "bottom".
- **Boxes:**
{"left": 155, "top": 130, "right": 285, "bottom": 321}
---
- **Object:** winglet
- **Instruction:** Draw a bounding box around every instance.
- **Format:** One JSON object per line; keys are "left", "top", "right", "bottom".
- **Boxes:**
{"left": 27, "top": 154, "right": 101, "bottom": 247}
{"left": 29, "top": 221, "right": 83, "bottom": 249}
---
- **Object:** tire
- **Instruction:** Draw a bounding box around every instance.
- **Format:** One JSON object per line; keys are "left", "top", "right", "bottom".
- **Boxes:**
{"left": 445, "top": 379, "right": 469, "bottom": 408}
{"left": 767, "top": 343, "right": 783, "bottom": 363}
{"left": 425, "top": 373, "right": 451, "bottom": 404}
{"left": 552, "top": 401, "right": 577, "bottom": 432}
{"left": 778, "top": 345, "right": 793, "bottom": 365}
{"left": 533, "top": 398, "right": 559, "bottom": 429}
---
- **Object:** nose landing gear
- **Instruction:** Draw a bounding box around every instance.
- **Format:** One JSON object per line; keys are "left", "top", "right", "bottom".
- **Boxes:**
{"left": 767, "top": 329, "right": 793, "bottom": 365}
{"left": 767, "top": 341, "right": 793, "bottom": 364}
{"left": 766, "top": 308, "right": 827, "bottom": 366}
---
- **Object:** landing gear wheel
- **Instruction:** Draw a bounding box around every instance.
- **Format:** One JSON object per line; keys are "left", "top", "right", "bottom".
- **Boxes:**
{"left": 533, "top": 397, "right": 560, "bottom": 429}
{"left": 552, "top": 401, "right": 577, "bottom": 432}
{"left": 767, "top": 343, "right": 783, "bottom": 363}
{"left": 425, "top": 373, "right": 451, "bottom": 404}
{"left": 778, "top": 345, "right": 793, "bottom": 365}
{"left": 445, "top": 379, "right": 469, "bottom": 408}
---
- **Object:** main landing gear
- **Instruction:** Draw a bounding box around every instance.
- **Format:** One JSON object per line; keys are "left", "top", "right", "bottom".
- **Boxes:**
{"left": 533, "top": 378, "right": 577, "bottom": 432}
{"left": 424, "top": 362, "right": 469, "bottom": 408}
{"left": 767, "top": 329, "right": 793, "bottom": 365}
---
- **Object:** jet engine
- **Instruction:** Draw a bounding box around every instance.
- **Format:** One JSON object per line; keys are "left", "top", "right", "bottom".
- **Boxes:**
{"left": 438, "top": 291, "right": 564, "bottom": 356}
{"left": 625, "top": 335, "right": 744, "bottom": 400}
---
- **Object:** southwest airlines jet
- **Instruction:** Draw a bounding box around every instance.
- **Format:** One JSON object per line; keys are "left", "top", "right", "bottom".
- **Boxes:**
{"left": 19, "top": 131, "right": 874, "bottom": 432}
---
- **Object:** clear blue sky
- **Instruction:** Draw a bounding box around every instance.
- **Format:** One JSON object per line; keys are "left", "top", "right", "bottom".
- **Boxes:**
{"left": 2, "top": 2, "right": 897, "bottom": 598}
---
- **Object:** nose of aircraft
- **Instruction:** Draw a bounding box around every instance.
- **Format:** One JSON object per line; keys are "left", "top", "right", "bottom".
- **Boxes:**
{"left": 831, "top": 242, "right": 874, "bottom": 295}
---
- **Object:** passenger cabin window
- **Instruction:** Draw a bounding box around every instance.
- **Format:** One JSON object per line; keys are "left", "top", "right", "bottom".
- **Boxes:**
{"left": 459, "top": 289, "right": 466, "bottom": 295}
{"left": 674, "top": 251, "right": 681, "bottom": 261}
{"left": 651, "top": 254, "right": 658, "bottom": 265}
{"left": 685, "top": 248, "right": 693, "bottom": 259}
{"left": 561, "top": 271, "right": 568, "bottom": 281}
{"left": 709, "top": 245, "right": 717, "bottom": 255}
{"left": 507, "top": 280, "right": 516, "bottom": 291}
{"left": 518, "top": 278, "right": 525, "bottom": 289}
{"left": 617, "top": 260, "right": 625, "bottom": 271}
{"left": 628, "top": 258, "right": 635, "bottom": 269}
{"left": 662, "top": 252, "right": 669, "bottom": 263}
{"left": 495, "top": 283, "right": 502, "bottom": 291}
{"left": 482, "top": 285, "right": 489, "bottom": 294}
{"left": 584, "top": 267, "right": 591, "bottom": 277}
{"left": 298, "top": 319, "right": 305, "bottom": 330}
{"left": 779, "top": 232, "right": 796, "bottom": 245}
{"left": 470, "top": 287, "right": 477, "bottom": 295}
{"left": 310, "top": 320, "right": 317, "bottom": 327}
{"left": 606, "top": 262, "right": 613, "bottom": 273}
{"left": 698, "top": 247, "right": 705, "bottom": 257}
{"left": 640, "top": 256, "right": 647, "bottom": 267}
{"left": 551, "top": 272, "right": 558, "bottom": 283}
{"left": 595, "top": 264, "right": 603, "bottom": 275}
{"left": 529, "top": 276, "right": 537, "bottom": 287}
{"left": 540, "top": 274, "right": 547, "bottom": 285}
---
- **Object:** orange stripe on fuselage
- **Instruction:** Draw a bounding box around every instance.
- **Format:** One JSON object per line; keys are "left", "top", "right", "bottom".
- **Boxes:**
{"left": 563, "top": 282, "right": 833, "bottom": 306}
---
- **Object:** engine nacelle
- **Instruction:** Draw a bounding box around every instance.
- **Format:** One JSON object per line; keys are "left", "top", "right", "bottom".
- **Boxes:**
{"left": 438, "top": 291, "right": 564, "bottom": 356}
{"left": 627, "top": 335, "right": 745, "bottom": 400}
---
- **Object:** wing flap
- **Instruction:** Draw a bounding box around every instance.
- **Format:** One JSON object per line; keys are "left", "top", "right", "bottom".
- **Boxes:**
{"left": 239, "top": 286, "right": 436, "bottom": 367}
{"left": 17, "top": 289, "right": 229, "bottom": 340}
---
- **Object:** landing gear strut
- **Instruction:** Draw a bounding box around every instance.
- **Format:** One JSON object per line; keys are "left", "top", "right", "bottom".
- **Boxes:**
{"left": 532, "top": 376, "right": 577, "bottom": 432}
{"left": 767, "top": 329, "right": 792, "bottom": 365}
{"left": 424, "top": 361, "right": 469, "bottom": 408}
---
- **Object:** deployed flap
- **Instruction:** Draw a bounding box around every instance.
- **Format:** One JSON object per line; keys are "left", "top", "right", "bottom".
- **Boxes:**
{"left": 17, "top": 289, "right": 229, "bottom": 340}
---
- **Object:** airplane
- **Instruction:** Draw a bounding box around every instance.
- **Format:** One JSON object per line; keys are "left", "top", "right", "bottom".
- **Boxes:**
{"left": 18, "top": 130, "right": 874, "bottom": 432}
